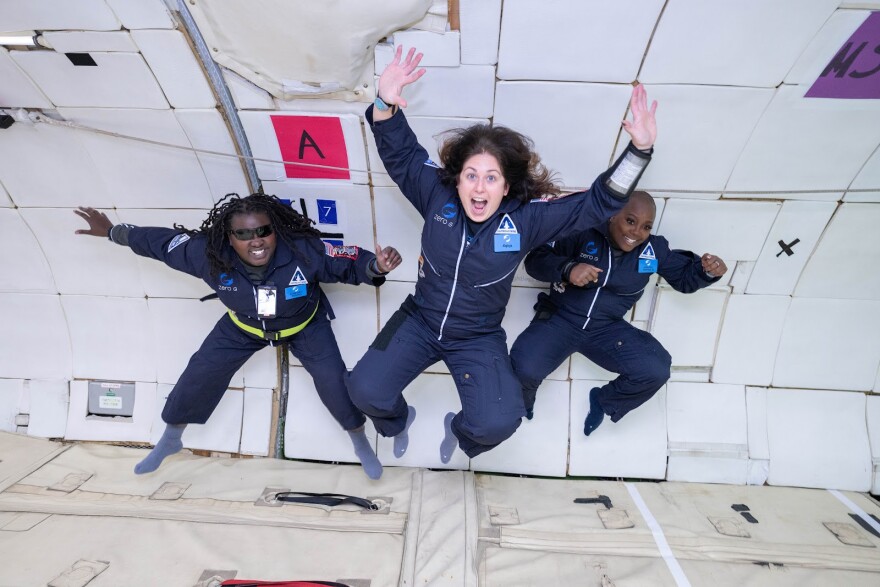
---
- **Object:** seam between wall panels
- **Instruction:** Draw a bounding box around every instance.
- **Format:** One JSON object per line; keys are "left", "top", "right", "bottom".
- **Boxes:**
{"left": 398, "top": 468, "right": 423, "bottom": 587}
{"left": 463, "top": 470, "right": 479, "bottom": 587}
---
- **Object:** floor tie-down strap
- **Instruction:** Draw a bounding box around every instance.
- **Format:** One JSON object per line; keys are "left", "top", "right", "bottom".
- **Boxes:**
{"left": 221, "top": 581, "right": 352, "bottom": 586}
{"left": 273, "top": 492, "right": 379, "bottom": 511}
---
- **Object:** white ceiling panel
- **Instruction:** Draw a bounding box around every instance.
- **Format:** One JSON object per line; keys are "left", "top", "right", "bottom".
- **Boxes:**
{"left": 651, "top": 286, "right": 728, "bottom": 368}
{"left": 459, "top": 0, "right": 501, "bottom": 65}
{"left": 0, "top": 0, "right": 121, "bottom": 31}
{"left": 505, "top": 286, "right": 569, "bottom": 381}
{"left": 131, "top": 30, "right": 215, "bottom": 109}
{"left": 766, "top": 388, "right": 871, "bottom": 491}
{"left": 105, "top": 0, "right": 175, "bottom": 29}
{"left": 366, "top": 116, "right": 484, "bottom": 187}
{"left": 0, "top": 120, "right": 111, "bottom": 208}
{"left": 65, "top": 381, "right": 155, "bottom": 443}
{"left": 0, "top": 208, "right": 55, "bottom": 293}
{"left": 240, "top": 111, "right": 368, "bottom": 184}
{"left": 374, "top": 186, "right": 425, "bottom": 283}
{"left": 640, "top": 0, "right": 840, "bottom": 86}
{"left": 568, "top": 380, "right": 667, "bottom": 479}
{"left": 726, "top": 85, "right": 880, "bottom": 193}
{"left": 114, "top": 208, "right": 214, "bottom": 299}
{"left": 0, "top": 293, "right": 71, "bottom": 380}
{"left": 398, "top": 65, "right": 495, "bottom": 118}
{"left": 375, "top": 372, "right": 471, "bottom": 470}
{"left": 785, "top": 9, "right": 870, "bottom": 84}
{"left": 471, "top": 379, "right": 568, "bottom": 477}
{"left": 174, "top": 109, "right": 249, "bottom": 202}
{"left": 40, "top": 31, "right": 137, "bottom": 53}
{"left": 0, "top": 182, "right": 10, "bottom": 207}
{"left": 746, "top": 200, "right": 837, "bottom": 295}
{"left": 773, "top": 298, "right": 880, "bottom": 391}
{"left": 391, "top": 31, "right": 460, "bottom": 67}
{"left": 498, "top": 0, "right": 662, "bottom": 82}
{"left": 20, "top": 207, "right": 144, "bottom": 296}
{"left": 11, "top": 51, "right": 167, "bottom": 108}
{"left": 56, "top": 108, "right": 215, "bottom": 208}
{"left": 240, "top": 386, "right": 272, "bottom": 456}
{"left": 0, "top": 49, "right": 52, "bottom": 108}
{"left": 323, "top": 283, "right": 379, "bottom": 370}
{"left": 494, "top": 82, "right": 632, "bottom": 189}
{"left": 847, "top": 146, "right": 880, "bottom": 202}
{"left": 796, "top": 203, "right": 880, "bottom": 299}
{"left": 154, "top": 384, "right": 242, "bottom": 454}
{"left": 656, "top": 199, "right": 780, "bottom": 262}
{"left": 712, "top": 294, "right": 791, "bottom": 386}
{"left": 222, "top": 69, "right": 274, "bottom": 110}
{"left": 63, "top": 295, "right": 157, "bottom": 382}
{"left": 618, "top": 86, "right": 773, "bottom": 193}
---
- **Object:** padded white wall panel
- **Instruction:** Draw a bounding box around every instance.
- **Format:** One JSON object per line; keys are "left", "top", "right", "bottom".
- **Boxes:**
{"left": 504, "top": 286, "right": 569, "bottom": 381}
{"left": 0, "top": 209, "right": 55, "bottom": 293}
{"left": 373, "top": 186, "right": 424, "bottom": 283}
{"left": 11, "top": 52, "right": 168, "bottom": 109}
{"left": 132, "top": 30, "right": 216, "bottom": 109}
{"left": 240, "top": 387, "right": 272, "bottom": 457}
{"left": 568, "top": 380, "right": 667, "bottom": 479}
{"left": 222, "top": 70, "right": 275, "bottom": 110}
{"left": 65, "top": 380, "right": 155, "bottom": 442}
{"left": 867, "top": 395, "right": 880, "bottom": 493}
{"left": 56, "top": 108, "right": 216, "bottom": 209}
{"left": 773, "top": 298, "right": 880, "bottom": 391}
{"left": 284, "top": 366, "right": 377, "bottom": 464}
{"left": 712, "top": 295, "right": 790, "bottom": 386}
{"left": 746, "top": 200, "right": 837, "bottom": 296}
{"left": 375, "top": 373, "right": 470, "bottom": 470}
{"left": 322, "top": 283, "right": 379, "bottom": 369}
{"left": 766, "top": 388, "right": 872, "bottom": 491}
{"left": 498, "top": 0, "right": 662, "bottom": 82}
{"left": 391, "top": 31, "right": 460, "bottom": 67}
{"left": 153, "top": 384, "right": 242, "bottom": 454}
{"left": 174, "top": 109, "right": 250, "bottom": 201}
{"left": 0, "top": 49, "right": 52, "bottom": 108}
{"left": 848, "top": 144, "right": 880, "bottom": 202}
{"left": 398, "top": 65, "right": 495, "bottom": 118}
{"left": 459, "top": 0, "right": 502, "bottom": 65}
{"left": 20, "top": 208, "right": 143, "bottom": 297}
{"left": 471, "top": 379, "right": 568, "bottom": 477}
{"left": 0, "top": 0, "right": 121, "bottom": 30}
{"left": 0, "top": 380, "right": 22, "bottom": 432}
{"left": 640, "top": 0, "right": 840, "bottom": 86}
{"left": 746, "top": 387, "right": 770, "bottom": 460}
{"left": 651, "top": 286, "right": 728, "bottom": 368}
{"left": 0, "top": 293, "right": 71, "bottom": 380}
{"left": 656, "top": 199, "right": 780, "bottom": 262}
{"left": 0, "top": 183, "right": 10, "bottom": 207}
{"left": 105, "top": 0, "right": 175, "bottom": 29}
{"left": 796, "top": 203, "right": 880, "bottom": 300}
{"left": 494, "top": 82, "right": 632, "bottom": 189}
{"left": 25, "top": 380, "right": 68, "bottom": 439}
{"left": 40, "top": 31, "right": 137, "bottom": 53}
{"left": 114, "top": 208, "right": 214, "bottom": 299}
{"left": 63, "top": 295, "right": 157, "bottom": 383}
{"left": 726, "top": 85, "right": 880, "bottom": 193}
{"left": 623, "top": 86, "right": 773, "bottom": 192}
{"left": 727, "top": 261, "right": 754, "bottom": 294}
{"left": 785, "top": 9, "right": 871, "bottom": 84}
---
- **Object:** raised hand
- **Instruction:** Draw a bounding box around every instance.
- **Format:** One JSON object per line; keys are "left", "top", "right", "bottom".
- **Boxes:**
{"left": 701, "top": 253, "right": 727, "bottom": 277}
{"left": 568, "top": 263, "right": 603, "bottom": 287}
{"left": 376, "top": 244, "right": 403, "bottom": 273}
{"left": 377, "top": 46, "right": 426, "bottom": 109}
{"left": 74, "top": 206, "right": 113, "bottom": 237}
{"left": 622, "top": 84, "right": 658, "bottom": 151}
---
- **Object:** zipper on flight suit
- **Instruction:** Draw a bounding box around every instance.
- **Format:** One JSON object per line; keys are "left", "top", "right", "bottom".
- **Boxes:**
{"left": 582, "top": 244, "right": 613, "bottom": 330}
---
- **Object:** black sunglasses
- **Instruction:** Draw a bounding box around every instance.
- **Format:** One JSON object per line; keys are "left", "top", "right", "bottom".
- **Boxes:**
{"left": 229, "top": 224, "right": 274, "bottom": 241}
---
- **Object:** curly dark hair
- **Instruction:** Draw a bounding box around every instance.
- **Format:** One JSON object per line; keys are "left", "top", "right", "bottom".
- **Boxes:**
{"left": 437, "top": 124, "right": 560, "bottom": 202}
{"left": 176, "top": 192, "right": 321, "bottom": 277}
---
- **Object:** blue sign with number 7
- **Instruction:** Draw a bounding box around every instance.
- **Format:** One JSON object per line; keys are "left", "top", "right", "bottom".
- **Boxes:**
{"left": 317, "top": 199, "right": 338, "bottom": 224}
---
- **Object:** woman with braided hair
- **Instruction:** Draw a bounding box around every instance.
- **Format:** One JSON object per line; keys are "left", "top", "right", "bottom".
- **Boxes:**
{"left": 75, "top": 193, "right": 401, "bottom": 479}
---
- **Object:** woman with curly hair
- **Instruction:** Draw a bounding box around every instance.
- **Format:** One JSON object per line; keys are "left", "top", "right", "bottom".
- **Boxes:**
{"left": 75, "top": 193, "right": 401, "bottom": 479}
{"left": 346, "top": 47, "right": 658, "bottom": 463}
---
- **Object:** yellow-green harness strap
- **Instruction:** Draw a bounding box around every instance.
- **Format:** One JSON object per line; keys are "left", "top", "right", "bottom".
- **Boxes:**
{"left": 227, "top": 304, "right": 319, "bottom": 341}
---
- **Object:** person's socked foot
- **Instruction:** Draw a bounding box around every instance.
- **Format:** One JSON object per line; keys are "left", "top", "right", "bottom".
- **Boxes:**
{"left": 583, "top": 388, "right": 605, "bottom": 436}
{"left": 134, "top": 424, "right": 186, "bottom": 474}
{"left": 348, "top": 427, "right": 383, "bottom": 480}
{"left": 439, "top": 412, "right": 457, "bottom": 464}
{"left": 393, "top": 406, "right": 417, "bottom": 458}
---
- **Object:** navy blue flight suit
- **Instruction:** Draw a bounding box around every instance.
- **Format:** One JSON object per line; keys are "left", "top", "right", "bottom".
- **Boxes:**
{"left": 124, "top": 227, "right": 384, "bottom": 430}
{"left": 510, "top": 223, "right": 720, "bottom": 423}
{"left": 346, "top": 107, "right": 652, "bottom": 457}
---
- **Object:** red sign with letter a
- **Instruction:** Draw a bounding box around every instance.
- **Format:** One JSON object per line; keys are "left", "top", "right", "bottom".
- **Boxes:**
{"left": 270, "top": 115, "right": 351, "bottom": 180}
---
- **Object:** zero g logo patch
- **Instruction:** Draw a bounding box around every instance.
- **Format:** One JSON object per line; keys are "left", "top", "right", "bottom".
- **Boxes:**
{"left": 218, "top": 272, "right": 237, "bottom": 291}
{"left": 585, "top": 241, "right": 598, "bottom": 255}
{"left": 441, "top": 202, "right": 457, "bottom": 219}
{"left": 167, "top": 233, "right": 190, "bottom": 253}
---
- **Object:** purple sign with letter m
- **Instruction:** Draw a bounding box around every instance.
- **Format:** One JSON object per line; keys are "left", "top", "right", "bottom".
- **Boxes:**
{"left": 806, "top": 12, "right": 880, "bottom": 99}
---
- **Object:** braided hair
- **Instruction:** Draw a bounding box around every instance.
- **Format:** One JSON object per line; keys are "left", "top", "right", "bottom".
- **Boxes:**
{"left": 176, "top": 192, "right": 321, "bottom": 277}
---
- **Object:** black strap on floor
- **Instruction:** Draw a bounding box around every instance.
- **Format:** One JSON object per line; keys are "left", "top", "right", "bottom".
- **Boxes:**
{"left": 273, "top": 491, "right": 379, "bottom": 511}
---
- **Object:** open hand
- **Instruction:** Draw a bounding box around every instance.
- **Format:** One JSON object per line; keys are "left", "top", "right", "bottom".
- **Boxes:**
{"left": 622, "top": 84, "right": 657, "bottom": 151}
{"left": 376, "top": 244, "right": 402, "bottom": 273}
{"left": 74, "top": 206, "right": 113, "bottom": 237}
{"left": 701, "top": 253, "right": 727, "bottom": 277}
{"left": 569, "top": 263, "right": 603, "bottom": 287}
{"left": 377, "top": 46, "right": 426, "bottom": 109}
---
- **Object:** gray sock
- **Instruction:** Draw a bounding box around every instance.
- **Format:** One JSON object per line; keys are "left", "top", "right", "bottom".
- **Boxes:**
{"left": 348, "top": 428, "right": 382, "bottom": 480}
{"left": 439, "top": 412, "right": 457, "bottom": 464}
{"left": 134, "top": 423, "right": 186, "bottom": 475}
{"left": 393, "top": 406, "right": 417, "bottom": 458}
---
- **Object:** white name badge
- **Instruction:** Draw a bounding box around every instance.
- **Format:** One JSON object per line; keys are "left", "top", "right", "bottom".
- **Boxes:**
{"left": 256, "top": 286, "right": 277, "bottom": 318}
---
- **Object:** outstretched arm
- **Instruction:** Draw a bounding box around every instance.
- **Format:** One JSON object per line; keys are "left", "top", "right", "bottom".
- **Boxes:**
{"left": 622, "top": 84, "right": 658, "bottom": 151}
{"left": 74, "top": 206, "right": 113, "bottom": 238}
{"left": 374, "top": 46, "right": 426, "bottom": 122}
